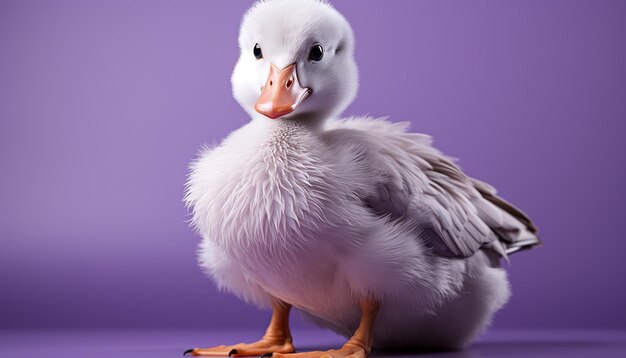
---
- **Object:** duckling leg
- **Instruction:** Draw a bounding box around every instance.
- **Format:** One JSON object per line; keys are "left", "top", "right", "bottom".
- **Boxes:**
{"left": 184, "top": 300, "right": 295, "bottom": 357}
{"left": 267, "top": 298, "right": 379, "bottom": 358}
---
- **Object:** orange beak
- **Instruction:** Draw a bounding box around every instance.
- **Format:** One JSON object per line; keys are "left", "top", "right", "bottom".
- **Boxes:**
{"left": 255, "top": 63, "right": 312, "bottom": 119}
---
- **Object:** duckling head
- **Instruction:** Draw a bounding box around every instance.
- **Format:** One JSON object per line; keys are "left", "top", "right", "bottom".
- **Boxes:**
{"left": 231, "top": 0, "right": 358, "bottom": 124}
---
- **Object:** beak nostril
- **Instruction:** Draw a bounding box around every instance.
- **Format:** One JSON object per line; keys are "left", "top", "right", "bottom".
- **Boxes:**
{"left": 286, "top": 79, "right": 293, "bottom": 88}
{"left": 269, "top": 80, "right": 273, "bottom": 86}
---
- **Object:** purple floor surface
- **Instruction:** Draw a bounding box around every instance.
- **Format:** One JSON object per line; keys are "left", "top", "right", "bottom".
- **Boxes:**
{"left": 1, "top": 329, "right": 626, "bottom": 358}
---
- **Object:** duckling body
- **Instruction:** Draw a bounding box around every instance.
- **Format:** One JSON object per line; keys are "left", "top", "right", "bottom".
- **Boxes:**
{"left": 187, "top": 117, "right": 525, "bottom": 349}
{"left": 184, "top": 0, "right": 539, "bottom": 354}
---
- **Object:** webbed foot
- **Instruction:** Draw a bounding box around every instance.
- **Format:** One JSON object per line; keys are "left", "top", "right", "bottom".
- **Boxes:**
{"left": 184, "top": 337, "right": 295, "bottom": 356}
{"left": 259, "top": 341, "right": 367, "bottom": 358}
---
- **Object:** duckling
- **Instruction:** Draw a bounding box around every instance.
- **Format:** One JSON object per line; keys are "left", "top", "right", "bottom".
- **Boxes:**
{"left": 184, "top": 0, "right": 540, "bottom": 356}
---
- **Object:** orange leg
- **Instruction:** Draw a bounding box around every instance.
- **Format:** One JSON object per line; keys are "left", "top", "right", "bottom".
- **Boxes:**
{"left": 185, "top": 300, "right": 295, "bottom": 357}
{"left": 267, "top": 298, "right": 379, "bottom": 358}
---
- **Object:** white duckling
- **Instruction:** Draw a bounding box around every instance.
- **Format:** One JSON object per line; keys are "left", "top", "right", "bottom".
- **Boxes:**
{"left": 184, "top": 0, "right": 540, "bottom": 356}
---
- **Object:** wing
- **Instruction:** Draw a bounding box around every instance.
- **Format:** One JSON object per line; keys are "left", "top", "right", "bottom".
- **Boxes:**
{"left": 325, "top": 117, "right": 541, "bottom": 259}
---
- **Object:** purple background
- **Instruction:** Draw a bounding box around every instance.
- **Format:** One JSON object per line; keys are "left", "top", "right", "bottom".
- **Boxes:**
{"left": 1, "top": 0, "right": 625, "bottom": 333}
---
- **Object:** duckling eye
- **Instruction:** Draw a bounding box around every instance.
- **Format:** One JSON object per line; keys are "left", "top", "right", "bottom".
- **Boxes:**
{"left": 253, "top": 43, "right": 263, "bottom": 60}
{"left": 308, "top": 44, "right": 324, "bottom": 61}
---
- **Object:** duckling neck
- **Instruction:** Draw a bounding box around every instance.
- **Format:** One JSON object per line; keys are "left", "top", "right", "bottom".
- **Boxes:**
{"left": 251, "top": 112, "right": 328, "bottom": 133}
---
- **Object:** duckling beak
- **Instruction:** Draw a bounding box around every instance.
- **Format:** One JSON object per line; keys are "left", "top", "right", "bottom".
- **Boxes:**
{"left": 255, "top": 63, "right": 312, "bottom": 119}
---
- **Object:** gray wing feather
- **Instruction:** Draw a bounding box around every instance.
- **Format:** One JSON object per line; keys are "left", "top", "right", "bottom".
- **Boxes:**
{"left": 329, "top": 117, "right": 541, "bottom": 259}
